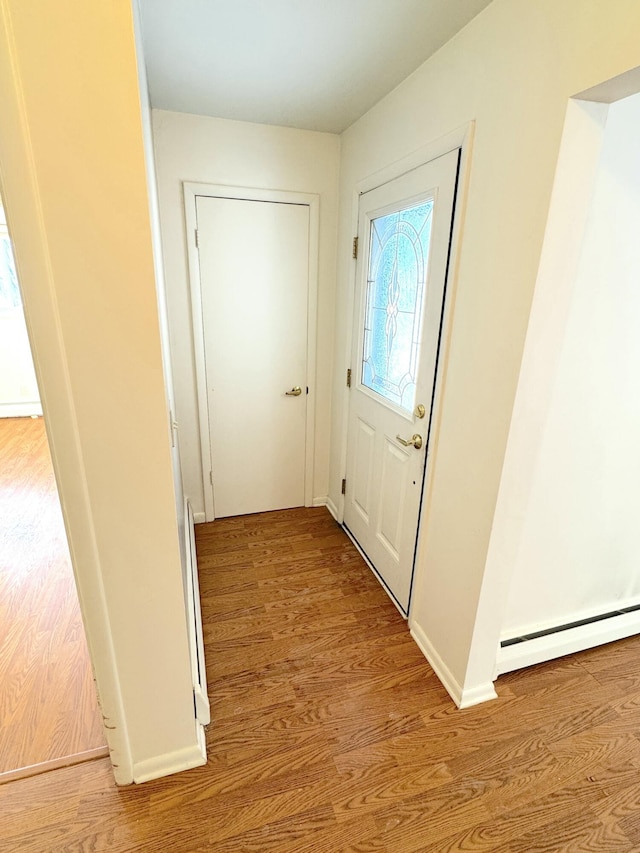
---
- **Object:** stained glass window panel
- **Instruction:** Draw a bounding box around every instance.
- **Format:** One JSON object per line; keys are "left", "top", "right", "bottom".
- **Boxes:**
{"left": 0, "top": 234, "right": 20, "bottom": 311}
{"left": 361, "top": 200, "right": 433, "bottom": 412}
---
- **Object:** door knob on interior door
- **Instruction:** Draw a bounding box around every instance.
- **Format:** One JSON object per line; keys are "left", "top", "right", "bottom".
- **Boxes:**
{"left": 285, "top": 386, "right": 302, "bottom": 396}
{"left": 396, "top": 433, "right": 423, "bottom": 450}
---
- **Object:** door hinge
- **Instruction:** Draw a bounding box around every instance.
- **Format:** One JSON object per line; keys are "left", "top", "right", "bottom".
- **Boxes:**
{"left": 352, "top": 236, "right": 358, "bottom": 259}
{"left": 195, "top": 228, "right": 199, "bottom": 248}
{"left": 346, "top": 368, "right": 352, "bottom": 388}
{"left": 341, "top": 478, "right": 346, "bottom": 495}
{"left": 209, "top": 470, "right": 213, "bottom": 485}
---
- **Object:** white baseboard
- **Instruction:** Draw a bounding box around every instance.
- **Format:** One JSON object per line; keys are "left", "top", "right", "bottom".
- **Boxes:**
{"left": 410, "top": 622, "right": 497, "bottom": 709}
{"left": 325, "top": 497, "right": 339, "bottom": 522}
{"left": 193, "top": 511, "right": 206, "bottom": 524}
{"left": 496, "top": 609, "right": 640, "bottom": 676}
{"left": 0, "top": 401, "right": 42, "bottom": 418}
{"left": 311, "top": 496, "right": 341, "bottom": 523}
{"left": 410, "top": 622, "right": 464, "bottom": 706}
{"left": 132, "top": 729, "right": 206, "bottom": 784}
{"left": 458, "top": 682, "right": 499, "bottom": 709}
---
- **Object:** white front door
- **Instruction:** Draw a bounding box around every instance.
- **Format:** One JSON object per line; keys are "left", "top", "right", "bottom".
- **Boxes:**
{"left": 196, "top": 195, "right": 309, "bottom": 518}
{"left": 344, "top": 150, "right": 459, "bottom": 613}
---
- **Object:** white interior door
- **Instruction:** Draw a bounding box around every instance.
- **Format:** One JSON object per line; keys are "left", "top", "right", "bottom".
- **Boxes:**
{"left": 344, "top": 150, "right": 459, "bottom": 613}
{"left": 197, "top": 195, "right": 309, "bottom": 518}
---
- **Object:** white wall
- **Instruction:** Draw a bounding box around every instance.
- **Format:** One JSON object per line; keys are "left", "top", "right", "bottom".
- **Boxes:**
{"left": 133, "top": 0, "right": 208, "bottom": 741}
{"left": 0, "top": 0, "right": 202, "bottom": 784}
{"left": 0, "top": 202, "right": 41, "bottom": 417}
{"left": 331, "top": 0, "right": 640, "bottom": 703}
{"left": 152, "top": 110, "right": 340, "bottom": 518}
{"left": 500, "top": 92, "right": 640, "bottom": 637}
{"left": 132, "top": 3, "right": 191, "bottom": 593}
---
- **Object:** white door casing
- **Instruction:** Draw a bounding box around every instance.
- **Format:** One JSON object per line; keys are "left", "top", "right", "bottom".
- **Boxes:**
{"left": 344, "top": 150, "right": 459, "bottom": 614}
{"left": 185, "top": 185, "right": 319, "bottom": 521}
{"left": 184, "top": 498, "right": 210, "bottom": 724}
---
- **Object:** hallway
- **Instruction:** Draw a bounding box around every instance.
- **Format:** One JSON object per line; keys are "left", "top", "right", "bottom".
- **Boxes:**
{"left": 2, "top": 506, "right": 640, "bottom": 850}
{"left": 0, "top": 417, "right": 105, "bottom": 778}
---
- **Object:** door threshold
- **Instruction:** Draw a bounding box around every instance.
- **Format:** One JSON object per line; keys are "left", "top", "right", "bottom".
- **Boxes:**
{"left": 0, "top": 745, "right": 110, "bottom": 786}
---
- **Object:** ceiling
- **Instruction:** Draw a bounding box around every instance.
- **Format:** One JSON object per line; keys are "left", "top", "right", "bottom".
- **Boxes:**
{"left": 138, "top": 0, "right": 493, "bottom": 134}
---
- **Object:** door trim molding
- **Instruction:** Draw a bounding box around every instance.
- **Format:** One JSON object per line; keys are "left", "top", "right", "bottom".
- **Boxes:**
{"left": 337, "top": 122, "right": 475, "bottom": 526}
{"left": 338, "top": 122, "right": 475, "bottom": 659}
{"left": 342, "top": 149, "right": 461, "bottom": 614}
{"left": 184, "top": 182, "right": 319, "bottom": 521}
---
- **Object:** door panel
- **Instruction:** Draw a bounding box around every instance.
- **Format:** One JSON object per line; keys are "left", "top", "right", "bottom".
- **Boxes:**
{"left": 353, "top": 417, "right": 375, "bottom": 521}
{"left": 197, "top": 196, "right": 309, "bottom": 518}
{"left": 378, "top": 438, "right": 409, "bottom": 557}
{"left": 344, "top": 150, "right": 459, "bottom": 613}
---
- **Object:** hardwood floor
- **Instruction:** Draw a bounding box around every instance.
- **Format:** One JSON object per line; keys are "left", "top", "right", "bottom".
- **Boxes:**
{"left": 0, "top": 417, "right": 105, "bottom": 775}
{"left": 3, "top": 506, "right": 640, "bottom": 851}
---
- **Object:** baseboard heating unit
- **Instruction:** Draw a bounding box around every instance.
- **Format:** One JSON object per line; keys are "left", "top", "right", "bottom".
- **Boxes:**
{"left": 496, "top": 604, "right": 640, "bottom": 676}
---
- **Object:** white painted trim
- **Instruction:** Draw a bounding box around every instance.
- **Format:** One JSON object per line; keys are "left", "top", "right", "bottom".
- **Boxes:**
{"left": 410, "top": 622, "right": 464, "bottom": 706}
{"left": 0, "top": 746, "right": 110, "bottom": 786}
{"left": 184, "top": 187, "right": 214, "bottom": 523}
{"left": 304, "top": 198, "right": 320, "bottom": 509}
{"left": 183, "top": 181, "right": 320, "bottom": 522}
{"left": 184, "top": 498, "right": 210, "bottom": 725}
{"left": 132, "top": 727, "right": 206, "bottom": 784}
{"left": 311, "top": 495, "right": 343, "bottom": 525}
{"left": 193, "top": 511, "right": 206, "bottom": 525}
{"left": 355, "top": 123, "right": 474, "bottom": 197}
{"left": 335, "top": 185, "right": 361, "bottom": 525}
{"left": 0, "top": 401, "right": 42, "bottom": 417}
{"left": 458, "top": 682, "right": 499, "bottom": 709}
{"left": 325, "top": 497, "right": 339, "bottom": 522}
{"left": 496, "top": 610, "right": 640, "bottom": 677}
{"left": 410, "top": 622, "right": 497, "bottom": 709}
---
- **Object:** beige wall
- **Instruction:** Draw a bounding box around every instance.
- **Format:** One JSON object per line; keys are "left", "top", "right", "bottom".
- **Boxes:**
{"left": 152, "top": 109, "right": 340, "bottom": 518}
{"left": 331, "top": 0, "right": 640, "bottom": 701}
{"left": 0, "top": 0, "right": 202, "bottom": 782}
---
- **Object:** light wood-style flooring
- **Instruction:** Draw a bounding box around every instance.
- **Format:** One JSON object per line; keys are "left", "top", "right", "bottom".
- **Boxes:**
{"left": 0, "top": 417, "right": 105, "bottom": 775}
{"left": 3, "top": 506, "right": 640, "bottom": 851}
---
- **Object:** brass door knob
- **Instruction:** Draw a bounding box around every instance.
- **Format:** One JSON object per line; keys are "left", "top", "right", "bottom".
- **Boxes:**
{"left": 285, "top": 386, "right": 302, "bottom": 396}
{"left": 396, "top": 433, "right": 423, "bottom": 450}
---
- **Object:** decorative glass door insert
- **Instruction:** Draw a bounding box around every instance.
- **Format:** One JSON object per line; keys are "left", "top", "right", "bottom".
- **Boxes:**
{"left": 361, "top": 200, "right": 433, "bottom": 412}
